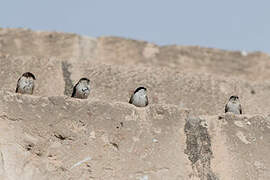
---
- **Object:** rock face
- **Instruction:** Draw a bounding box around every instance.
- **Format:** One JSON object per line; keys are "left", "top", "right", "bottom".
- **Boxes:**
{"left": 0, "top": 28, "right": 270, "bottom": 179}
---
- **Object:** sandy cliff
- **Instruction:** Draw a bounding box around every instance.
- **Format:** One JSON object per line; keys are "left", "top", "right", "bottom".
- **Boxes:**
{"left": 0, "top": 28, "right": 270, "bottom": 179}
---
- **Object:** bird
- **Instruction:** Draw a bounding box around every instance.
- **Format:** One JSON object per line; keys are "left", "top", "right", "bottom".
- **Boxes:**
{"left": 15, "top": 72, "right": 36, "bottom": 95}
{"left": 225, "top": 95, "right": 242, "bottom": 114}
{"left": 129, "top": 86, "right": 148, "bottom": 107}
{"left": 71, "top": 78, "right": 90, "bottom": 99}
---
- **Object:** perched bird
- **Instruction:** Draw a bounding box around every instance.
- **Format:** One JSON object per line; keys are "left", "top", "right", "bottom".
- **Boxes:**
{"left": 71, "top": 78, "right": 90, "bottom": 99}
{"left": 15, "top": 72, "right": 36, "bottom": 95}
{"left": 225, "top": 95, "right": 242, "bottom": 114}
{"left": 129, "top": 87, "right": 148, "bottom": 107}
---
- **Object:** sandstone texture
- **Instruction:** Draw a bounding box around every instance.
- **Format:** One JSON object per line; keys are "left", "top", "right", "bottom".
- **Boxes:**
{"left": 0, "top": 28, "right": 270, "bottom": 179}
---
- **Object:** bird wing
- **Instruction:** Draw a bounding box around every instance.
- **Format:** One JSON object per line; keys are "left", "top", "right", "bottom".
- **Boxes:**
{"left": 71, "top": 83, "right": 78, "bottom": 97}
{"left": 31, "top": 81, "right": 35, "bottom": 94}
{"left": 225, "top": 103, "right": 229, "bottom": 113}
{"left": 129, "top": 94, "right": 133, "bottom": 104}
{"left": 146, "top": 96, "right": 149, "bottom": 106}
{"left": 239, "top": 104, "right": 242, "bottom": 114}
{"left": 15, "top": 77, "right": 21, "bottom": 93}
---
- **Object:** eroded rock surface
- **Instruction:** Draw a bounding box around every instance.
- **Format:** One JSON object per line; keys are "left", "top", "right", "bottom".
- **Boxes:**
{"left": 0, "top": 28, "right": 270, "bottom": 179}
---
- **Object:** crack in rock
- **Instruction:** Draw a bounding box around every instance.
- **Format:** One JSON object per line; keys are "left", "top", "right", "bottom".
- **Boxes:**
{"left": 0, "top": 114, "right": 23, "bottom": 121}
{"left": 184, "top": 116, "right": 218, "bottom": 180}
{"left": 61, "top": 61, "right": 73, "bottom": 96}
{"left": 0, "top": 151, "right": 5, "bottom": 176}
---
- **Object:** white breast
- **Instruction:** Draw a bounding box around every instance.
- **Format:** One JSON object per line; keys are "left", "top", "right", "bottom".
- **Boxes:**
{"left": 226, "top": 101, "right": 241, "bottom": 114}
{"left": 75, "top": 83, "right": 90, "bottom": 99}
{"left": 18, "top": 77, "right": 34, "bottom": 94}
{"left": 132, "top": 90, "right": 148, "bottom": 107}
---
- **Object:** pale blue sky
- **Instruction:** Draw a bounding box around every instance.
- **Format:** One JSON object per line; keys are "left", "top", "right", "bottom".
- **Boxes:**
{"left": 1, "top": 0, "right": 269, "bottom": 53}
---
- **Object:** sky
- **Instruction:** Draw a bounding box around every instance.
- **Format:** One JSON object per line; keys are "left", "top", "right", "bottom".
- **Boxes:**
{"left": 0, "top": 0, "right": 269, "bottom": 53}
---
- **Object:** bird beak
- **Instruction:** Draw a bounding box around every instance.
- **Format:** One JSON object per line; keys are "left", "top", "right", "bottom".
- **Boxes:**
{"left": 82, "top": 87, "right": 89, "bottom": 92}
